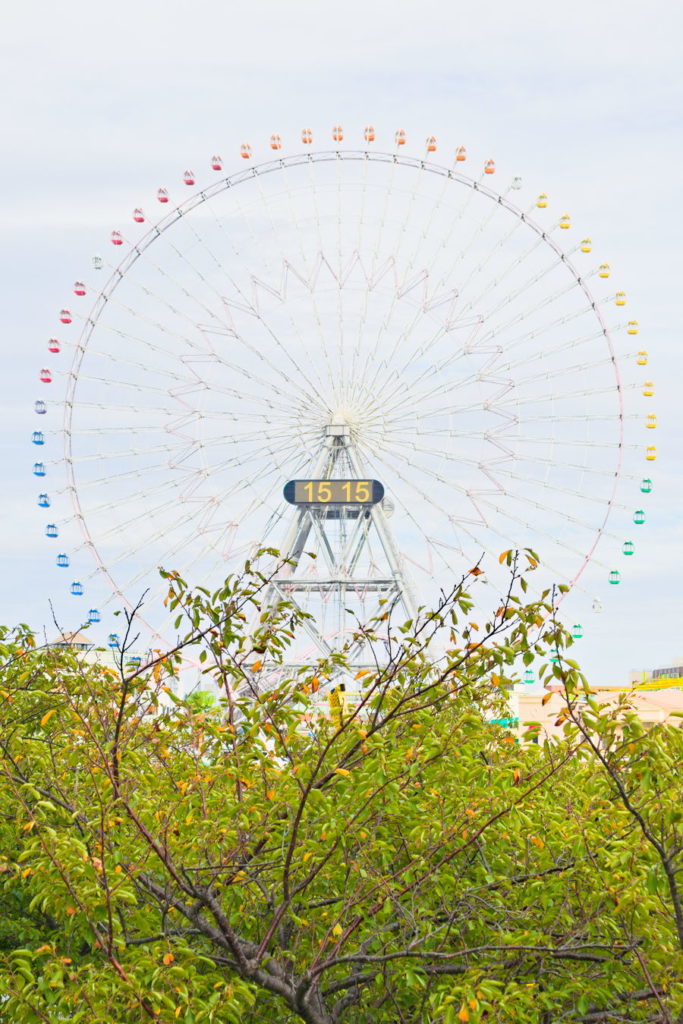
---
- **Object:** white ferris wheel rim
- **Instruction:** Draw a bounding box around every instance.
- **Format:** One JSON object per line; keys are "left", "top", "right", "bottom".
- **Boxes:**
{"left": 50, "top": 146, "right": 638, "bottom": 633}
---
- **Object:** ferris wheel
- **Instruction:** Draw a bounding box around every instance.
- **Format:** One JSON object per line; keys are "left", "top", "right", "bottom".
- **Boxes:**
{"left": 33, "top": 126, "right": 656, "bottom": 670}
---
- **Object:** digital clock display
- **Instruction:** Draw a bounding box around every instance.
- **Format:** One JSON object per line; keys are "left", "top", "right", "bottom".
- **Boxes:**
{"left": 283, "top": 479, "right": 385, "bottom": 505}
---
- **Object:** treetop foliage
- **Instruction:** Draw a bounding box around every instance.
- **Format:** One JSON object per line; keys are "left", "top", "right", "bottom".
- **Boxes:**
{"left": 0, "top": 552, "right": 681, "bottom": 1023}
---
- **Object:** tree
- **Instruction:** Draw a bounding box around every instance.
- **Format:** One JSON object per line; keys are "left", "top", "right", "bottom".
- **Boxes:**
{"left": 0, "top": 554, "right": 681, "bottom": 1023}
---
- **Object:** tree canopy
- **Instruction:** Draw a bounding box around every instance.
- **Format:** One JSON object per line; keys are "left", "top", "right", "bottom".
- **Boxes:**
{"left": 0, "top": 554, "right": 681, "bottom": 1023}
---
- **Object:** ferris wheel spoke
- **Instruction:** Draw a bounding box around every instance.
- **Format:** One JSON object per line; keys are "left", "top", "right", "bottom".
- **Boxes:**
{"left": 376, "top": 439, "right": 499, "bottom": 499}
{"left": 61, "top": 333, "right": 192, "bottom": 386}
{"left": 439, "top": 196, "right": 528, "bottom": 304}
{"left": 490, "top": 320, "right": 608, "bottom": 370}
{"left": 479, "top": 279, "right": 594, "bottom": 349}
{"left": 483, "top": 464, "right": 629, "bottom": 512}
{"left": 351, "top": 162, "right": 449, "bottom": 390}
{"left": 101, "top": 244, "right": 236, "bottom": 341}
{"left": 120, "top": 209, "right": 332, "bottom": 404}
{"left": 367, "top": 445, "right": 526, "bottom": 581}
{"left": 385, "top": 437, "right": 619, "bottom": 480}
{"left": 380, "top": 368, "right": 619, "bottom": 427}
{"left": 74, "top": 290, "right": 209, "bottom": 356}
{"left": 479, "top": 483, "right": 620, "bottom": 544}
{"left": 236, "top": 169, "right": 337, "bottom": 397}
{"left": 472, "top": 493, "right": 612, "bottom": 572}
{"left": 348, "top": 154, "right": 403, "bottom": 389}
{"left": 378, "top": 439, "right": 610, "bottom": 562}
{"left": 69, "top": 400, "right": 178, "bottom": 416}
{"left": 275, "top": 164, "right": 343, "bottom": 396}
{"left": 433, "top": 187, "right": 518, "bottom": 304}
{"left": 64, "top": 473, "right": 185, "bottom": 522}
{"left": 502, "top": 362, "right": 643, "bottom": 400}
{"left": 458, "top": 240, "right": 561, "bottom": 325}
{"left": 67, "top": 442, "right": 191, "bottom": 464}
{"left": 383, "top": 315, "right": 606, "bottom": 417}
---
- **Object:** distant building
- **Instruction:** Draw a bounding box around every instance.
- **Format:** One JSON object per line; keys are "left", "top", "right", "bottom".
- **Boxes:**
{"left": 49, "top": 631, "right": 147, "bottom": 674}
{"left": 510, "top": 680, "right": 683, "bottom": 743}
{"left": 629, "top": 661, "right": 683, "bottom": 686}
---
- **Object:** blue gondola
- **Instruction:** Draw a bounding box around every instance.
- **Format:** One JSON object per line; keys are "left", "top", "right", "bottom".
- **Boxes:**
{"left": 38, "top": 493, "right": 50, "bottom": 508}
{"left": 32, "top": 431, "right": 44, "bottom": 445}
{"left": 34, "top": 400, "right": 47, "bottom": 415}
{"left": 56, "top": 553, "right": 69, "bottom": 568}
{"left": 108, "top": 633, "right": 119, "bottom": 648}
{"left": 88, "top": 609, "right": 101, "bottom": 623}
{"left": 45, "top": 524, "right": 58, "bottom": 538}
{"left": 33, "top": 462, "right": 46, "bottom": 477}
{"left": 70, "top": 582, "right": 83, "bottom": 596}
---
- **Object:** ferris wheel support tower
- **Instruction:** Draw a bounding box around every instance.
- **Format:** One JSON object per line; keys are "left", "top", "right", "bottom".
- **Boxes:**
{"left": 257, "top": 422, "right": 418, "bottom": 685}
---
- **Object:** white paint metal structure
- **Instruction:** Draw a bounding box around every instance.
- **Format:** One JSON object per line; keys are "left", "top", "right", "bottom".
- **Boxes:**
{"left": 33, "top": 130, "right": 655, "bottom": 671}
{"left": 256, "top": 422, "right": 418, "bottom": 687}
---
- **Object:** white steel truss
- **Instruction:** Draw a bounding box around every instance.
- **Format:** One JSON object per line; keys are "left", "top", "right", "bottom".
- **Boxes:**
{"left": 255, "top": 424, "right": 418, "bottom": 688}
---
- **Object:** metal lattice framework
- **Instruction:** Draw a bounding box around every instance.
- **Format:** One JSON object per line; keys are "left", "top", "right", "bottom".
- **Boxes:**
{"left": 33, "top": 134, "right": 655, "bottom": 667}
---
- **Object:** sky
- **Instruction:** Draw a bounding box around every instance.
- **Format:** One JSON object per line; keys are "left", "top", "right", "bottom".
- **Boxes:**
{"left": 1, "top": 0, "right": 681, "bottom": 685}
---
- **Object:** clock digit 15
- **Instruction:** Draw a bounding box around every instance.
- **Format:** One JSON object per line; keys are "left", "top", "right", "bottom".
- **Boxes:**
{"left": 283, "top": 479, "right": 385, "bottom": 505}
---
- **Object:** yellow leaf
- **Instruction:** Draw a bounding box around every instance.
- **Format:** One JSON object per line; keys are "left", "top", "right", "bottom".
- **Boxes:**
{"left": 469, "top": 622, "right": 479, "bottom": 631}
{"left": 251, "top": 660, "right": 263, "bottom": 672}
{"left": 266, "top": 789, "right": 275, "bottom": 801}
{"left": 40, "top": 708, "right": 56, "bottom": 727}
{"left": 175, "top": 1008, "right": 182, "bottom": 1018}
{"left": 303, "top": 851, "right": 313, "bottom": 862}
{"left": 541, "top": 691, "right": 553, "bottom": 706}
{"left": 469, "top": 999, "right": 479, "bottom": 1010}
{"left": 21, "top": 867, "right": 31, "bottom": 878}
{"left": 163, "top": 953, "right": 174, "bottom": 965}
{"left": 22, "top": 821, "right": 36, "bottom": 832}
{"left": 0, "top": 689, "right": 10, "bottom": 699}
{"left": 36, "top": 944, "right": 52, "bottom": 954}
{"left": 498, "top": 549, "right": 511, "bottom": 564}
{"left": 530, "top": 835, "right": 545, "bottom": 849}
{"left": 334, "top": 768, "right": 350, "bottom": 777}
{"left": 354, "top": 669, "right": 369, "bottom": 679}
{"left": 458, "top": 1006, "right": 470, "bottom": 1022}
{"left": 469, "top": 566, "right": 484, "bottom": 576}
{"left": 513, "top": 768, "right": 521, "bottom": 784}
{"left": 185, "top": 814, "right": 193, "bottom": 826}
{"left": 332, "top": 924, "right": 343, "bottom": 938}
